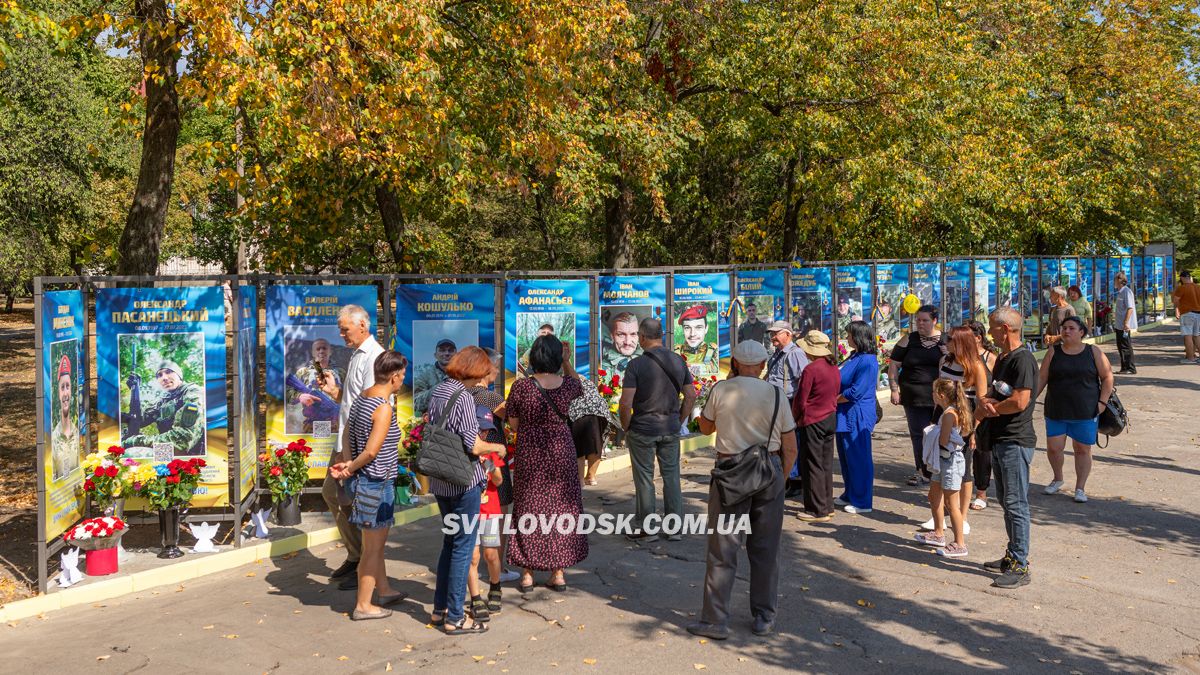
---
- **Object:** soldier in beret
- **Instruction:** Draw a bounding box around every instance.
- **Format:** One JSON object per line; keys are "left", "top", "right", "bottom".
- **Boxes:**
{"left": 122, "top": 360, "right": 205, "bottom": 456}
{"left": 675, "top": 304, "right": 718, "bottom": 377}
{"left": 50, "top": 354, "right": 81, "bottom": 479}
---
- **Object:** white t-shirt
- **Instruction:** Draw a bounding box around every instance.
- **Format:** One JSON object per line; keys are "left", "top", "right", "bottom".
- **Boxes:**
{"left": 701, "top": 377, "right": 797, "bottom": 457}
{"left": 338, "top": 334, "right": 385, "bottom": 438}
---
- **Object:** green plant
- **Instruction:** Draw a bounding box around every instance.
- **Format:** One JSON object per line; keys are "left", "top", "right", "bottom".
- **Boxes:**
{"left": 260, "top": 438, "right": 311, "bottom": 503}
{"left": 137, "top": 458, "right": 206, "bottom": 511}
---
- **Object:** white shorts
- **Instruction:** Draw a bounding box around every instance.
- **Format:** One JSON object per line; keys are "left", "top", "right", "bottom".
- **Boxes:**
{"left": 476, "top": 515, "right": 502, "bottom": 548}
{"left": 1181, "top": 312, "right": 1200, "bottom": 337}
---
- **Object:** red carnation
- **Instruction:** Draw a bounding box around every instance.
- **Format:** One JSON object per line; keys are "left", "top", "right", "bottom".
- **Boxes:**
{"left": 106, "top": 465, "right": 119, "bottom": 478}
{"left": 108, "top": 446, "right": 125, "bottom": 456}
{"left": 166, "top": 474, "right": 180, "bottom": 484}
{"left": 114, "top": 521, "right": 125, "bottom": 530}
{"left": 84, "top": 480, "right": 95, "bottom": 491}
{"left": 93, "top": 466, "right": 104, "bottom": 477}
{"left": 275, "top": 448, "right": 286, "bottom": 458}
{"left": 612, "top": 375, "right": 621, "bottom": 385}
{"left": 269, "top": 465, "right": 282, "bottom": 477}
{"left": 598, "top": 369, "right": 607, "bottom": 377}
{"left": 297, "top": 438, "right": 307, "bottom": 446}
{"left": 196, "top": 459, "right": 206, "bottom": 467}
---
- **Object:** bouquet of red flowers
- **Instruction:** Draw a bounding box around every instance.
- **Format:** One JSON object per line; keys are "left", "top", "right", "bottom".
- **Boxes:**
{"left": 596, "top": 369, "right": 622, "bottom": 415}
{"left": 80, "top": 445, "right": 137, "bottom": 509}
{"left": 401, "top": 420, "right": 426, "bottom": 462}
{"left": 63, "top": 516, "right": 128, "bottom": 550}
{"left": 686, "top": 376, "right": 719, "bottom": 434}
{"left": 260, "top": 439, "right": 311, "bottom": 504}
{"left": 137, "top": 457, "right": 207, "bottom": 511}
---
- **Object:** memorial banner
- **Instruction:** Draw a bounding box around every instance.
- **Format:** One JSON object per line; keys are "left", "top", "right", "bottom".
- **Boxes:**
{"left": 1060, "top": 257, "right": 1079, "bottom": 290}
{"left": 1152, "top": 256, "right": 1165, "bottom": 313}
{"left": 598, "top": 275, "right": 667, "bottom": 380}
{"left": 944, "top": 259, "right": 972, "bottom": 329}
{"left": 672, "top": 272, "right": 730, "bottom": 379}
{"left": 236, "top": 287, "right": 257, "bottom": 501}
{"left": 1021, "top": 258, "right": 1040, "bottom": 336}
{"left": 735, "top": 269, "right": 786, "bottom": 354}
{"left": 266, "top": 284, "right": 378, "bottom": 479}
{"left": 1095, "top": 257, "right": 1111, "bottom": 333}
{"left": 973, "top": 259, "right": 997, "bottom": 324}
{"left": 1165, "top": 255, "right": 1175, "bottom": 311}
{"left": 395, "top": 283, "right": 496, "bottom": 421}
{"left": 873, "top": 263, "right": 908, "bottom": 345}
{"left": 912, "top": 262, "right": 942, "bottom": 326}
{"left": 96, "top": 286, "right": 228, "bottom": 507}
{"left": 790, "top": 265, "right": 833, "bottom": 338}
{"left": 1133, "top": 256, "right": 1147, "bottom": 316}
{"left": 835, "top": 265, "right": 872, "bottom": 347}
{"left": 40, "top": 290, "right": 86, "bottom": 539}
{"left": 504, "top": 278, "right": 591, "bottom": 388}
{"left": 1037, "top": 258, "right": 1062, "bottom": 332}
{"left": 1000, "top": 258, "right": 1020, "bottom": 312}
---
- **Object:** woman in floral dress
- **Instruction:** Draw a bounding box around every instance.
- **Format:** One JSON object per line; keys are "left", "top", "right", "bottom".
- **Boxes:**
{"left": 505, "top": 335, "right": 588, "bottom": 592}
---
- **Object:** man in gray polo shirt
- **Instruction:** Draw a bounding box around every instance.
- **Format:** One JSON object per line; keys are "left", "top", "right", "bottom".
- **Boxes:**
{"left": 687, "top": 340, "right": 798, "bottom": 639}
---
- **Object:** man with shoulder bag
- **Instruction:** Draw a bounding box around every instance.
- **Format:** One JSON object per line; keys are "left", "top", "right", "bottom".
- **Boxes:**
{"left": 687, "top": 340, "right": 798, "bottom": 640}
{"left": 619, "top": 318, "right": 698, "bottom": 542}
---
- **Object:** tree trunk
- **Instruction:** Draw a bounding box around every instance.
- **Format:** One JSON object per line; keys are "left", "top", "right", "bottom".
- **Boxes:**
{"left": 780, "top": 156, "right": 800, "bottom": 262}
{"left": 535, "top": 189, "right": 558, "bottom": 267}
{"left": 604, "top": 175, "right": 635, "bottom": 268}
{"left": 4, "top": 293, "right": 13, "bottom": 313}
{"left": 116, "top": 0, "right": 181, "bottom": 276}
{"left": 375, "top": 183, "right": 407, "bottom": 270}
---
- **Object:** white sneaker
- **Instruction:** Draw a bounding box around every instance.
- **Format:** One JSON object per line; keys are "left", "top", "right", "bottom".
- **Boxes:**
{"left": 498, "top": 569, "right": 521, "bottom": 583}
{"left": 963, "top": 521, "right": 971, "bottom": 535}
{"left": 843, "top": 505, "right": 872, "bottom": 514}
{"left": 1074, "top": 489, "right": 1088, "bottom": 503}
{"left": 834, "top": 497, "right": 849, "bottom": 507}
{"left": 1043, "top": 480, "right": 1064, "bottom": 495}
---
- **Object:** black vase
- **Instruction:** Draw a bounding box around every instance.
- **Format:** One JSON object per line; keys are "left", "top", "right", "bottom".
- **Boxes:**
{"left": 274, "top": 494, "right": 302, "bottom": 526}
{"left": 157, "top": 507, "right": 184, "bottom": 559}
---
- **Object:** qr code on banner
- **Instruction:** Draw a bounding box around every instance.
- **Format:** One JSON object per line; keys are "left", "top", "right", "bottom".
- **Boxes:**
{"left": 153, "top": 443, "right": 174, "bottom": 462}
{"left": 312, "top": 421, "right": 332, "bottom": 439}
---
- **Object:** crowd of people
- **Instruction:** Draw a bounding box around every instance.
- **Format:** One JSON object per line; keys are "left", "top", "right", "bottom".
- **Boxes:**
{"left": 301, "top": 282, "right": 1171, "bottom": 636}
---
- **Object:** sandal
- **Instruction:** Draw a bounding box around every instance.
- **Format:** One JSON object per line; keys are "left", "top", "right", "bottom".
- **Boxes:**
{"left": 906, "top": 474, "right": 921, "bottom": 486}
{"left": 429, "top": 610, "right": 446, "bottom": 627}
{"left": 970, "top": 498, "right": 987, "bottom": 511}
{"left": 546, "top": 574, "right": 568, "bottom": 592}
{"left": 469, "top": 596, "right": 491, "bottom": 623}
{"left": 487, "top": 586, "right": 503, "bottom": 613}
{"left": 517, "top": 576, "right": 536, "bottom": 594}
{"left": 444, "top": 618, "right": 488, "bottom": 635}
{"left": 584, "top": 477, "right": 598, "bottom": 486}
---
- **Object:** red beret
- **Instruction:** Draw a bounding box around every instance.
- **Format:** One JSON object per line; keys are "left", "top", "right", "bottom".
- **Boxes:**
{"left": 58, "top": 355, "right": 71, "bottom": 378}
{"left": 677, "top": 304, "right": 708, "bottom": 325}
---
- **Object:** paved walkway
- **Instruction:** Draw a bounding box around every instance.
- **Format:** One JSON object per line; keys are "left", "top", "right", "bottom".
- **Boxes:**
{"left": 3, "top": 325, "right": 1198, "bottom": 673}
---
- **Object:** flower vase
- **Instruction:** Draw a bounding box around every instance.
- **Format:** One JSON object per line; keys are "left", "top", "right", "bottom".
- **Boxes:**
{"left": 157, "top": 507, "right": 185, "bottom": 559}
{"left": 274, "top": 494, "right": 302, "bottom": 526}
{"left": 102, "top": 498, "right": 125, "bottom": 518}
{"left": 85, "top": 546, "right": 119, "bottom": 576}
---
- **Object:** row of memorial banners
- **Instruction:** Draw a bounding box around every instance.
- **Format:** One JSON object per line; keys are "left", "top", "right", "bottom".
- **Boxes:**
{"left": 37, "top": 254, "right": 1177, "bottom": 542}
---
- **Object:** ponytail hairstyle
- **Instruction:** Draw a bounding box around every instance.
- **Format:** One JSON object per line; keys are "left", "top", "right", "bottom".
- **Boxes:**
{"left": 933, "top": 378, "right": 974, "bottom": 437}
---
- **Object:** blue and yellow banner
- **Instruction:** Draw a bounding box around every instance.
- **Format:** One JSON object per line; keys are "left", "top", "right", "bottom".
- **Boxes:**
{"left": 96, "top": 286, "right": 228, "bottom": 507}
{"left": 790, "top": 265, "right": 833, "bottom": 339}
{"left": 973, "top": 259, "right": 997, "bottom": 324}
{"left": 912, "top": 262, "right": 942, "bottom": 327}
{"left": 672, "top": 273, "right": 730, "bottom": 379}
{"left": 598, "top": 275, "right": 666, "bottom": 381}
{"left": 735, "top": 269, "right": 785, "bottom": 354}
{"left": 266, "top": 285, "right": 378, "bottom": 479}
{"left": 1000, "top": 258, "right": 1020, "bottom": 312}
{"left": 873, "top": 263, "right": 909, "bottom": 345}
{"left": 41, "top": 290, "right": 86, "bottom": 539}
{"left": 504, "top": 278, "right": 592, "bottom": 390}
{"left": 835, "top": 265, "right": 872, "bottom": 347}
{"left": 944, "top": 260, "right": 972, "bottom": 329}
{"left": 396, "top": 283, "right": 496, "bottom": 422}
{"left": 236, "top": 287, "right": 257, "bottom": 502}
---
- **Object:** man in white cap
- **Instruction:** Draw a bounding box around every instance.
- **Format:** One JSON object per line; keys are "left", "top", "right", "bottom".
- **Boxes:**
{"left": 688, "top": 340, "right": 797, "bottom": 640}
{"left": 764, "top": 319, "right": 808, "bottom": 499}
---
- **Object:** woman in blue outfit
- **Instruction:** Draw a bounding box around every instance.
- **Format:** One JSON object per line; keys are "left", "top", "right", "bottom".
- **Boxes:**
{"left": 836, "top": 321, "right": 880, "bottom": 514}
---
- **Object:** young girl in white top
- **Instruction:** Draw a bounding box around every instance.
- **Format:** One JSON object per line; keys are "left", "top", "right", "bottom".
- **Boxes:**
{"left": 915, "top": 379, "right": 974, "bottom": 558}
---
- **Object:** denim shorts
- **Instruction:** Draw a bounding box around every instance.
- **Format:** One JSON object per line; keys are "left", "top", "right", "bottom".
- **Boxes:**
{"left": 938, "top": 451, "right": 966, "bottom": 491}
{"left": 1181, "top": 312, "right": 1200, "bottom": 337}
{"left": 348, "top": 475, "right": 395, "bottom": 529}
{"left": 1045, "top": 417, "right": 1099, "bottom": 446}
{"left": 476, "top": 515, "right": 502, "bottom": 548}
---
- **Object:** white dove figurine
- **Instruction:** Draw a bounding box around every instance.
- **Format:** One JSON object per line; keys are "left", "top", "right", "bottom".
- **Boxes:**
{"left": 251, "top": 507, "right": 272, "bottom": 539}
{"left": 191, "top": 522, "right": 220, "bottom": 553}
{"left": 58, "top": 548, "right": 83, "bottom": 588}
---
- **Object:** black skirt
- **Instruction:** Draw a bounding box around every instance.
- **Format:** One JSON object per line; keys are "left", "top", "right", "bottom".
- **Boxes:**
{"left": 571, "top": 415, "right": 607, "bottom": 459}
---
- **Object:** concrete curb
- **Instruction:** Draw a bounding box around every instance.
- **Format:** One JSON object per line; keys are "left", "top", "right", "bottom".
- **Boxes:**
{"left": 0, "top": 433, "right": 716, "bottom": 623}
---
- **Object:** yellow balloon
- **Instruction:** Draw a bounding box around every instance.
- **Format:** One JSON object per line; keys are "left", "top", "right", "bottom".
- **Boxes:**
{"left": 902, "top": 294, "right": 921, "bottom": 314}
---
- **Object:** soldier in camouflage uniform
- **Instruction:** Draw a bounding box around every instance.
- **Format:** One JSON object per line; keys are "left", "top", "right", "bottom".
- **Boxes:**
{"left": 413, "top": 338, "right": 457, "bottom": 416}
{"left": 675, "top": 304, "right": 719, "bottom": 378}
{"left": 288, "top": 338, "right": 344, "bottom": 433}
{"left": 600, "top": 311, "right": 642, "bottom": 379}
{"left": 122, "top": 360, "right": 206, "bottom": 457}
{"left": 50, "top": 354, "right": 80, "bottom": 479}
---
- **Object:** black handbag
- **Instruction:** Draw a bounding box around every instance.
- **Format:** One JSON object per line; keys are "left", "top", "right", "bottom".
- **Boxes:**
{"left": 709, "top": 388, "right": 782, "bottom": 507}
{"left": 1096, "top": 385, "right": 1128, "bottom": 445}
{"left": 414, "top": 389, "right": 478, "bottom": 487}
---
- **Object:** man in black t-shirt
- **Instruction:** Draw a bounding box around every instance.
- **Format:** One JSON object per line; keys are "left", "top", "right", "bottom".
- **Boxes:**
{"left": 977, "top": 307, "right": 1039, "bottom": 589}
{"left": 619, "top": 318, "right": 698, "bottom": 541}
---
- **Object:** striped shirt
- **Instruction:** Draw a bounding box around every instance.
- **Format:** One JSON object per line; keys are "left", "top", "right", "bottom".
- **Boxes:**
{"left": 426, "top": 379, "right": 486, "bottom": 497}
{"left": 338, "top": 334, "right": 385, "bottom": 452}
{"left": 347, "top": 396, "right": 400, "bottom": 480}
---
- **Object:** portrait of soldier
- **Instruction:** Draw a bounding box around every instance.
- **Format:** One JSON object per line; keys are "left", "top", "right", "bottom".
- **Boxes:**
{"left": 792, "top": 303, "right": 815, "bottom": 336}
{"left": 518, "top": 323, "right": 556, "bottom": 375}
{"left": 875, "top": 299, "right": 900, "bottom": 342}
{"left": 288, "top": 338, "right": 345, "bottom": 433}
{"left": 835, "top": 294, "right": 863, "bottom": 338}
{"left": 122, "top": 360, "right": 205, "bottom": 456}
{"left": 675, "top": 304, "right": 718, "bottom": 377}
{"left": 737, "top": 301, "right": 769, "bottom": 350}
{"left": 601, "top": 311, "right": 642, "bottom": 378}
{"left": 50, "top": 354, "right": 81, "bottom": 480}
{"left": 414, "top": 338, "right": 457, "bottom": 415}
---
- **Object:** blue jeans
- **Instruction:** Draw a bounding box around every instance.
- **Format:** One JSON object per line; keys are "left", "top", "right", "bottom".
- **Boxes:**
{"left": 626, "top": 430, "right": 682, "bottom": 531}
{"left": 991, "top": 442, "right": 1034, "bottom": 567}
{"left": 434, "top": 485, "right": 482, "bottom": 624}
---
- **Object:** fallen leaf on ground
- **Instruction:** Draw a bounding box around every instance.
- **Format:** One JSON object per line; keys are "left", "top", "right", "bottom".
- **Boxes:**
{"left": 338, "top": 656, "right": 348, "bottom": 661}
{"left": 385, "top": 664, "right": 392, "bottom": 672}
{"left": 96, "top": 656, "right": 110, "bottom": 661}
{"left": 472, "top": 656, "right": 485, "bottom": 662}
{"left": 202, "top": 625, "right": 214, "bottom": 630}
{"left": 694, "top": 664, "right": 707, "bottom": 670}
{"left": 583, "top": 658, "right": 597, "bottom": 665}
{"left": 224, "top": 634, "right": 238, "bottom": 639}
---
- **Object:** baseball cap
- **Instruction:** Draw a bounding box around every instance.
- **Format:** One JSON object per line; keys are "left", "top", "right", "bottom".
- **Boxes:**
{"left": 732, "top": 340, "right": 770, "bottom": 365}
{"left": 766, "top": 320, "right": 792, "bottom": 334}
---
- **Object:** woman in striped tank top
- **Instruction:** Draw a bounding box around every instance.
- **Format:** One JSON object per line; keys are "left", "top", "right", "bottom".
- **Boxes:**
{"left": 331, "top": 351, "right": 408, "bottom": 621}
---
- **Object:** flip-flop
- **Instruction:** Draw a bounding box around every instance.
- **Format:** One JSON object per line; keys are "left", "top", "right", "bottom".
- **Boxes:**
{"left": 351, "top": 608, "right": 393, "bottom": 621}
